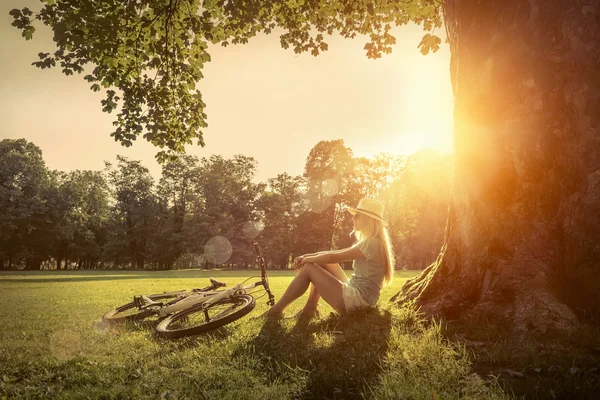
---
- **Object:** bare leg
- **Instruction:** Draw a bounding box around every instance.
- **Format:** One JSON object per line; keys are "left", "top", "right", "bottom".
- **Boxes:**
{"left": 302, "top": 264, "right": 348, "bottom": 313}
{"left": 269, "top": 263, "right": 345, "bottom": 314}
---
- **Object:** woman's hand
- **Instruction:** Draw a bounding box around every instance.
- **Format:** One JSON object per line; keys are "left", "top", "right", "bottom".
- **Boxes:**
{"left": 293, "top": 255, "right": 305, "bottom": 271}
{"left": 293, "top": 252, "right": 322, "bottom": 270}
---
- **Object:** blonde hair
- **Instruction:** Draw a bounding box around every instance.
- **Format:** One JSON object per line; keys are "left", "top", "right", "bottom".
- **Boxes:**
{"left": 352, "top": 214, "right": 395, "bottom": 286}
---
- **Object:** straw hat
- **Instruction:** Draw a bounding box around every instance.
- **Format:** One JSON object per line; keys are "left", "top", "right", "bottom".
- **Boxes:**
{"left": 347, "top": 198, "right": 388, "bottom": 226}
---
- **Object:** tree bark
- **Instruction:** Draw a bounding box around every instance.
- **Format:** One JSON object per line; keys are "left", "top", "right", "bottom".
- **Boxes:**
{"left": 393, "top": 0, "right": 600, "bottom": 335}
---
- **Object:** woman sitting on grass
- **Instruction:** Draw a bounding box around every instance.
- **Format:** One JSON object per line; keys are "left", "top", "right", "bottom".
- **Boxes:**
{"left": 261, "top": 198, "right": 395, "bottom": 319}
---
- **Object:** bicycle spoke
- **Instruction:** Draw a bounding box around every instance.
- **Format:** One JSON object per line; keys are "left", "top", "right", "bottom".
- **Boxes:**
{"left": 168, "top": 300, "right": 244, "bottom": 330}
{"left": 210, "top": 304, "right": 237, "bottom": 320}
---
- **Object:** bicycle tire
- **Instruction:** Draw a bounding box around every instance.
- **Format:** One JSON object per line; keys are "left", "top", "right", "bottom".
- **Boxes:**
{"left": 102, "top": 292, "right": 186, "bottom": 324}
{"left": 155, "top": 294, "right": 255, "bottom": 339}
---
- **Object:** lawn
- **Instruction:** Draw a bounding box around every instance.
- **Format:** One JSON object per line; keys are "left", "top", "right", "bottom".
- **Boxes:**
{"left": 0, "top": 269, "right": 509, "bottom": 399}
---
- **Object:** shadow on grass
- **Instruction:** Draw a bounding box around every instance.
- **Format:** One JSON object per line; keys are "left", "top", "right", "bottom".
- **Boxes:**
{"left": 236, "top": 307, "right": 393, "bottom": 399}
{"left": 155, "top": 323, "right": 243, "bottom": 349}
{"left": 442, "top": 317, "right": 600, "bottom": 400}
{"left": 0, "top": 276, "right": 155, "bottom": 283}
{"left": 0, "top": 269, "right": 274, "bottom": 283}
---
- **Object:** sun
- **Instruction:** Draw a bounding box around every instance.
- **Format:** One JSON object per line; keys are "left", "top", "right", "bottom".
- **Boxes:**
{"left": 392, "top": 129, "right": 454, "bottom": 155}
{"left": 394, "top": 131, "right": 428, "bottom": 155}
{"left": 348, "top": 128, "right": 453, "bottom": 160}
{"left": 381, "top": 41, "right": 454, "bottom": 156}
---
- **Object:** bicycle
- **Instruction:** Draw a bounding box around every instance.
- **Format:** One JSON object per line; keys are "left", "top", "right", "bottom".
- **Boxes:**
{"left": 102, "top": 243, "right": 275, "bottom": 339}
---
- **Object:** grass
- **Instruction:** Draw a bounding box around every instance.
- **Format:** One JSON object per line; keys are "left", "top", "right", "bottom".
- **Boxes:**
{"left": 1, "top": 269, "right": 509, "bottom": 399}
{"left": 442, "top": 315, "right": 600, "bottom": 399}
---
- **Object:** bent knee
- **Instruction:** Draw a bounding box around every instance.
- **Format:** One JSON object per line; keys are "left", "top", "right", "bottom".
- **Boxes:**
{"left": 301, "top": 263, "right": 320, "bottom": 274}
{"left": 303, "top": 263, "right": 319, "bottom": 270}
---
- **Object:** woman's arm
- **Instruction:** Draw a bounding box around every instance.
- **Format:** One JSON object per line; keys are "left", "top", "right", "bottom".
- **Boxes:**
{"left": 301, "top": 246, "right": 365, "bottom": 265}
{"left": 293, "top": 251, "right": 325, "bottom": 267}
{"left": 302, "top": 251, "right": 325, "bottom": 258}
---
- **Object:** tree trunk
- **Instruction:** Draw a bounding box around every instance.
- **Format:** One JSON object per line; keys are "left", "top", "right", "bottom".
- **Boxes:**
{"left": 393, "top": 0, "right": 600, "bottom": 335}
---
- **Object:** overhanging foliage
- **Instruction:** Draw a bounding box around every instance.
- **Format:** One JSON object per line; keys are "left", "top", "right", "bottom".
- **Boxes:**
{"left": 10, "top": 0, "right": 442, "bottom": 161}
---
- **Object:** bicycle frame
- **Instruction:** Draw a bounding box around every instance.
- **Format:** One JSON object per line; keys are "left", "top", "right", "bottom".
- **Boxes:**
{"left": 146, "top": 242, "right": 275, "bottom": 318}
{"left": 155, "top": 279, "right": 265, "bottom": 317}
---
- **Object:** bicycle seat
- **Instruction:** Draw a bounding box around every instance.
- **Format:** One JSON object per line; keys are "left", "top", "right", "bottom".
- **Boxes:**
{"left": 210, "top": 278, "right": 227, "bottom": 288}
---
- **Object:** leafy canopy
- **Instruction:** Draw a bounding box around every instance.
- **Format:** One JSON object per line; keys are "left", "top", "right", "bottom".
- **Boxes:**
{"left": 10, "top": 0, "right": 442, "bottom": 161}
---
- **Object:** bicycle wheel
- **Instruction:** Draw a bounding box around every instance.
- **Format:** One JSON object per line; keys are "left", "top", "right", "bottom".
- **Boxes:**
{"left": 102, "top": 292, "right": 186, "bottom": 324}
{"left": 155, "top": 294, "right": 255, "bottom": 339}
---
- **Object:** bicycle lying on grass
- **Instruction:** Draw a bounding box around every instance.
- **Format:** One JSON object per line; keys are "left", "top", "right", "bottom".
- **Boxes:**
{"left": 102, "top": 243, "right": 275, "bottom": 339}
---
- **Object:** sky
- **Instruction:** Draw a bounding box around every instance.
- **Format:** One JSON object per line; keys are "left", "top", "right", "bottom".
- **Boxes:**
{"left": 1, "top": 0, "right": 454, "bottom": 183}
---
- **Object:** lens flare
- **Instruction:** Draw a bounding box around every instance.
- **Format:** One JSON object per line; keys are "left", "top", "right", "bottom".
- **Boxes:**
{"left": 49, "top": 329, "right": 82, "bottom": 361}
{"left": 92, "top": 320, "right": 111, "bottom": 335}
{"left": 322, "top": 179, "right": 340, "bottom": 197}
{"left": 242, "top": 221, "right": 264, "bottom": 239}
{"left": 304, "top": 192, "right": 333, "bottom": 213}
{"left": 204, "top": 236, "right": 233, "bottom": 264}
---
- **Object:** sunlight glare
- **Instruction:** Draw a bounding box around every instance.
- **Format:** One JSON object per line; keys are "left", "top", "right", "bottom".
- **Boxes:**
{"left": 350, "top": 128, "right": 453, "bottom": 159}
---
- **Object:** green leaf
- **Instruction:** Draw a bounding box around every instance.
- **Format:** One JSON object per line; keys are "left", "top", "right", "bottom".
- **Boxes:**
{"left": 6, "top": 0, "right": 442, "bottom": 159}
{"left": 417, "top": 33, "right": 441, "bottom": 55}
{"left": 23, "top": 26, "right": 35, "bottom": 40}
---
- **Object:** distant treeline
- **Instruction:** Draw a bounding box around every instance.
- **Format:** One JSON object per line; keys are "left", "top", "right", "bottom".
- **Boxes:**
{"left": 0, "top": 138, "right": 452, "bottom": 271}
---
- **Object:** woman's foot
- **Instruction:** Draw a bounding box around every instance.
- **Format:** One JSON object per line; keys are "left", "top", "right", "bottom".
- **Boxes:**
{"left": 251, "top": 309, "right": 284, "bottom": 320}
{"left": 284, "top": 307, "right": 320, "bottom": 320}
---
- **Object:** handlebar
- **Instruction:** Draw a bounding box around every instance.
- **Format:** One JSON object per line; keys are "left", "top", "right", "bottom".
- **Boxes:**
{"left": 253, "top": 242, "right": 275, "bottom": 306}
{"left": 253, "top": 242, "right": 262, "bottom": 257}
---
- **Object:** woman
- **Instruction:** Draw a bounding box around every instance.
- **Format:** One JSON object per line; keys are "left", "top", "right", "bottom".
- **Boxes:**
{"left": 262, "top": 198, "right": 395, "bottom": 319}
